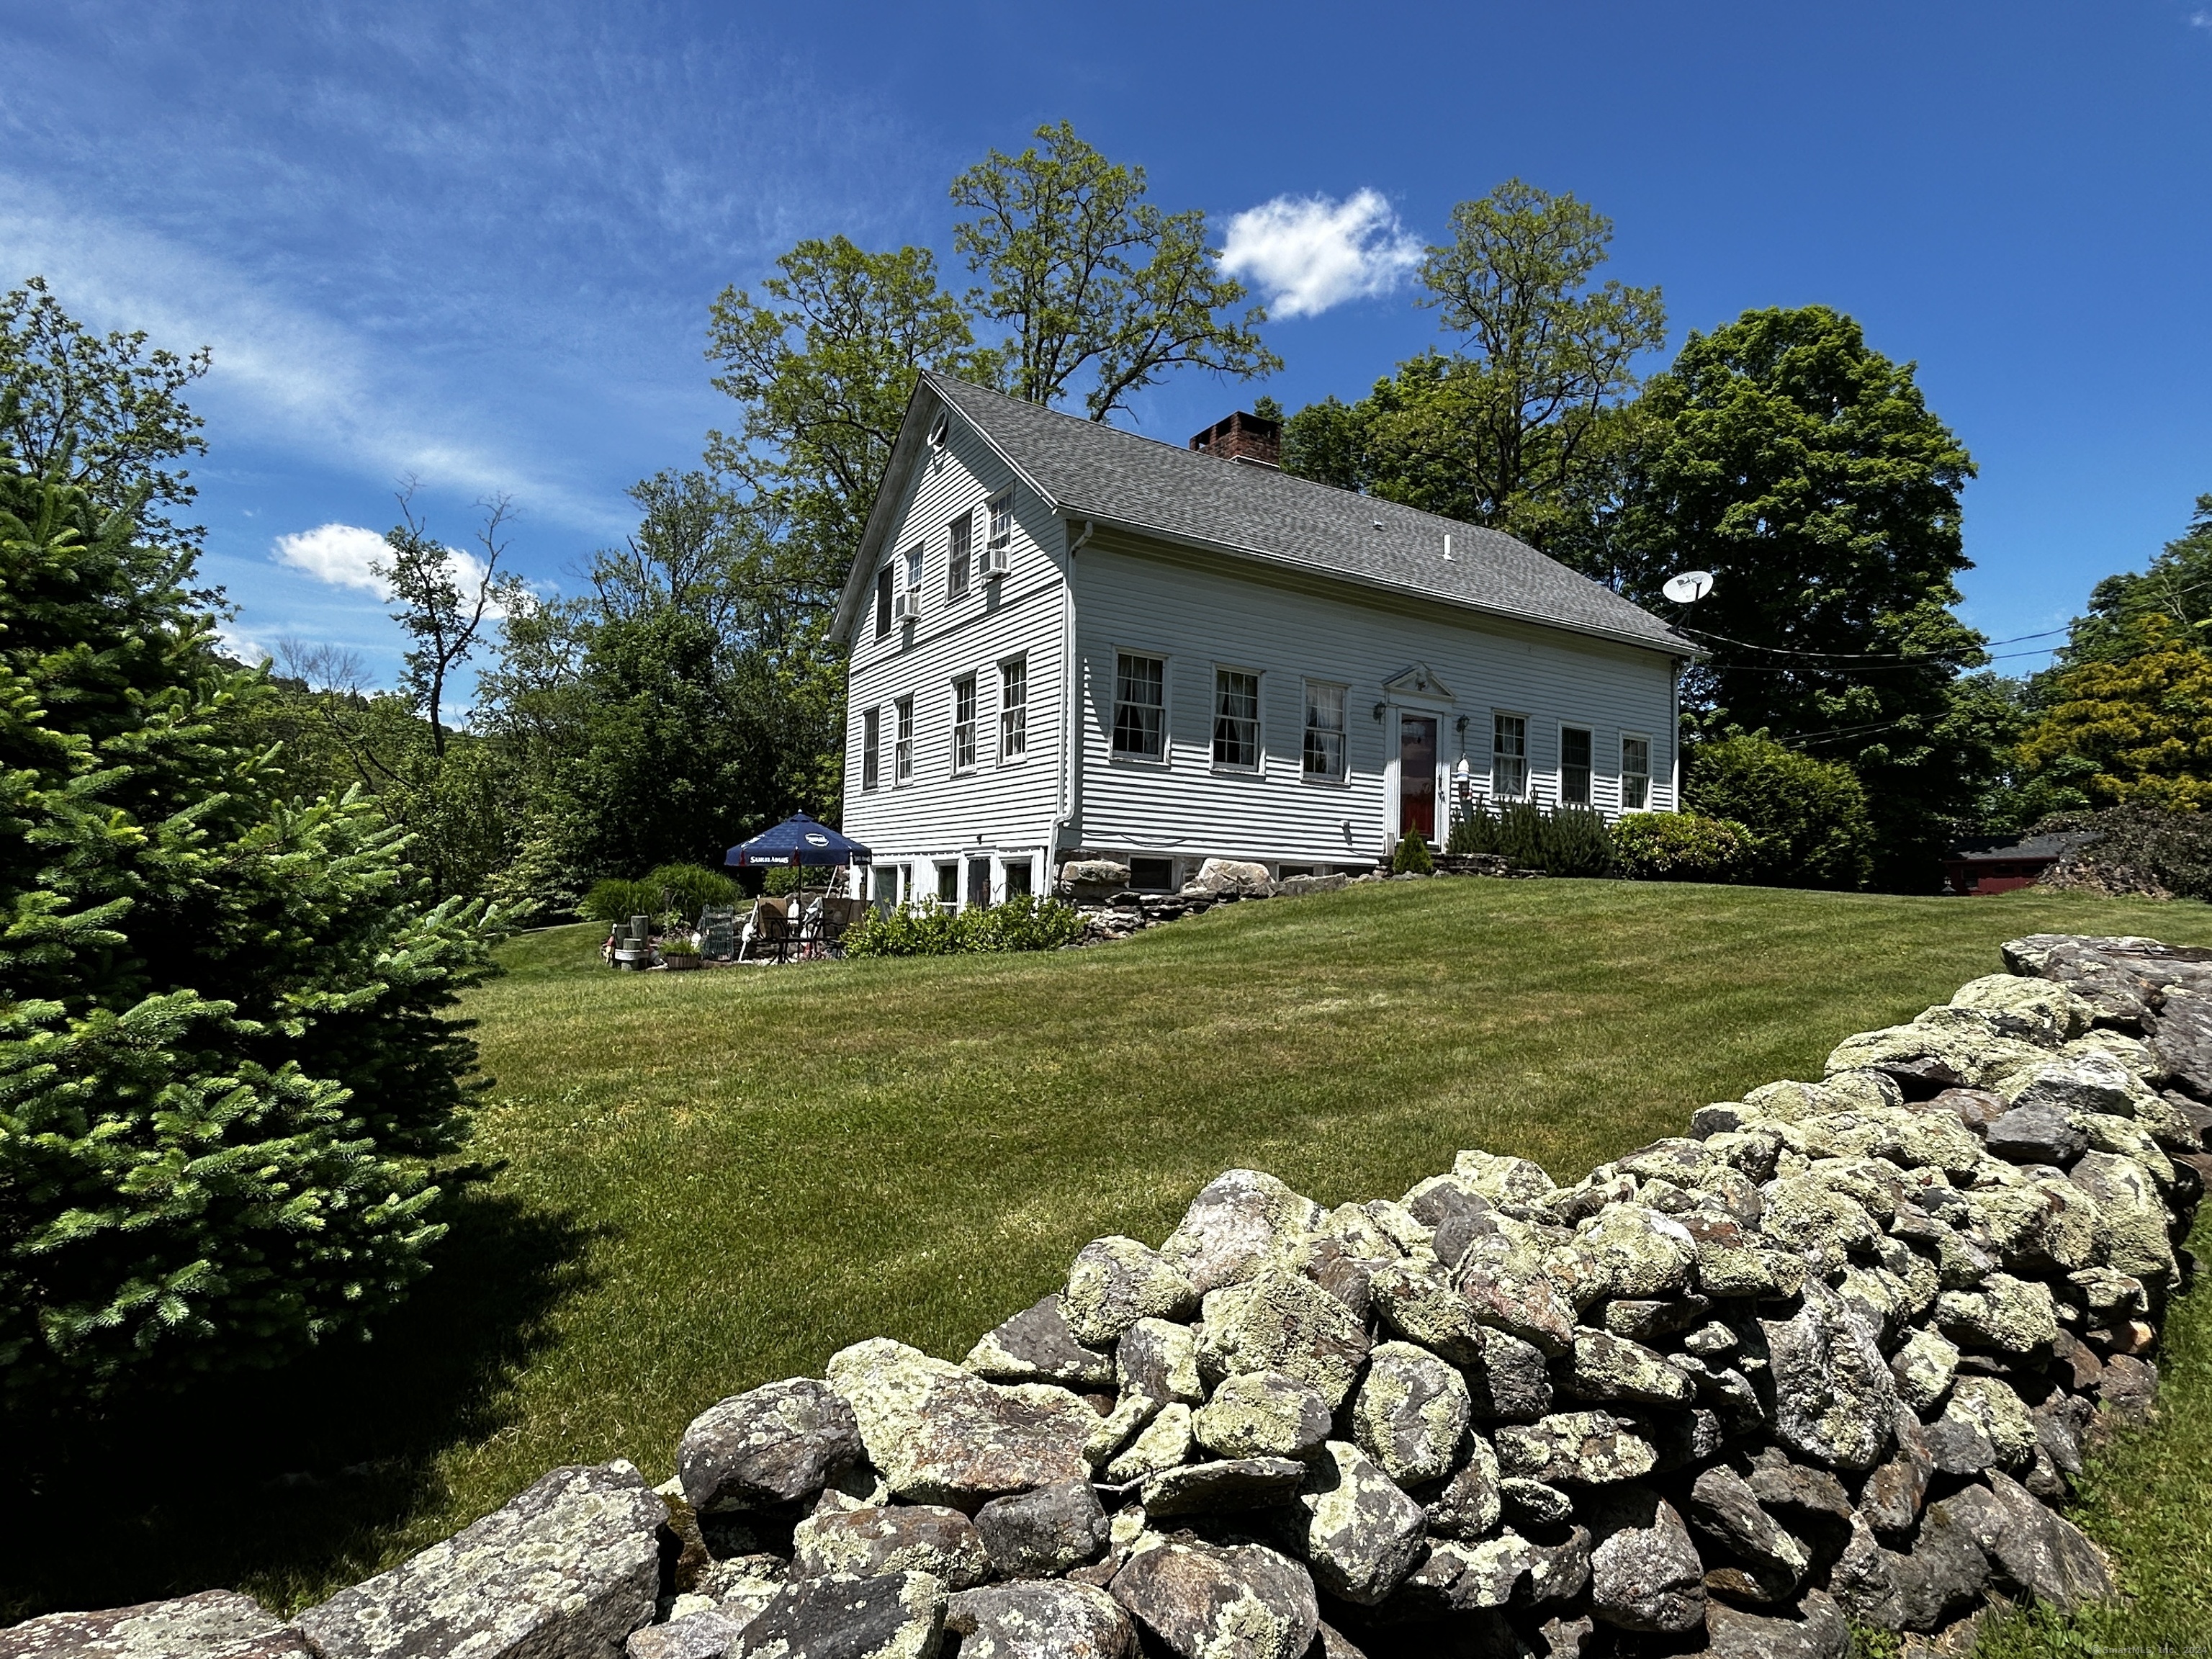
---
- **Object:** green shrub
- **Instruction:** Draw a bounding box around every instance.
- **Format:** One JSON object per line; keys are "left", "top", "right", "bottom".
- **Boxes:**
{"left": 1392, "top": 830, "right": 1435, "bottom": 874}
{"left": 1611, "top": 812, "right": 1755, "bottom": 882}
{"left": 1448, "top": 801, "right": 1612, "bottom": 875}
{"left": 1688, "top": 734, "right": 1876, "bottom": 889}
{"left": 657, "top": 934, "right": 701, "bottom": 959}
{"left": 580, "top": 877, "right": 656, "bottom": 923}
{"left": 644, "top": 863, "right": 740, "bottom": 917}
{"left": 844, "top": 895, "right": 1085, "bottom": 958}
{"left": 1, "top": 457, "right": 498, "bottom": 1401}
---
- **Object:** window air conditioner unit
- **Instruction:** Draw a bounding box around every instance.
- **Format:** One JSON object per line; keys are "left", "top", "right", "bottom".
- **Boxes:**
{"left": 979, "top": 544, "right": 1011, "bottom": 579}
{"left": 893, "top": 590, "right": 923, "bottom": 622}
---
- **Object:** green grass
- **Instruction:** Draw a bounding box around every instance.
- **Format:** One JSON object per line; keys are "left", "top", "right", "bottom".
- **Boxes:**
{"left": 2, "top": 878, "right": 2210, "bottom": 1650}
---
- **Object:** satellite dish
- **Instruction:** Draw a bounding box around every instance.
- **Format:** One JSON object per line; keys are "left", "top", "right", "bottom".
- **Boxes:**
{"left": 1663, "top": 570, "right": 1714, "bottom": 603}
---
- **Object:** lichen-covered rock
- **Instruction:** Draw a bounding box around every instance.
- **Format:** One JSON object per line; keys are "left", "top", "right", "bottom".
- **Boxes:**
{"left": 1455, "top": 1259, "right": 1575, "bottom": 1357}
{"left": 1104, "top": 1404, "right": 1192, "bottom": 1485}
{"left": 827, "top": 1341, "right": 1093, "bottom": 1506}
{"left": 1297, "top": 1442, "right": 1426, "bottom": 1606}
{"left": 1107, "top": 1539, "right": 1316, "bottom": 1659}
{"left": 2069, "top": 1151, "right": 2179, "bottom": 1287}
{"left": 1365, "top": 1262, "right": 1483, "bottom": 1364}
{"left": 942, "top": 1581, "right": 1134, "bottom": 1659}
{"left": 1141, "top": 1457, "right": 1306, "bottom": 1517}
{"left": 1601, "top": 1294, "right": 1713, "bottom": 1344}
{"left": 1400, "top": 1175, "right": 1498, "bottom": 1269}
{"left": 1191, "top": 1371, "right": 1330, "bottom": 1462}
{"left": 1938, "top": 1471, "right": 2113, "bottom": 1610}
{"left": 1498, "top": 1478, "right": 1573, "bottom": 1528}
{"left": 1583, "top": 1485, "right": 1707, "bottom": 1635}
{"left": 1195, "top": 1268, "right": 1369, "bottom": 1408}
{"left": 2151, "top": 989, "right": 2212, "bottom": 1100}
{"left": 791, "top": 1503, "right": 989, "bottom": 1591}
{"left": 294, "top": 1462, "right": 665, "bottom": 1659}
{"left": 1115, "top": 1318, "right": 1202, "bottom": 1408}
{"left": 2000, "top": 1056, "right": 2144, "bottom": 1118}
{"left": 1685, "top": 1465, "right": 1809, "bottom": 1599}
{"left": 1760, "top": 1280, "right": 1898, "bottom": 1473}
{"left": 1933, "top": 1273, "right": 2059, "bottom": 1354}
{"left": 1467, "top": 1327, "right": 1553, "bottom": 1422}
{"left": 1858, "top": 1409, "right": 1935, "bottom": 1537}
{"left": 1986, "top": 1104, "right": 2089, "bottom": 1167}
{"left": 680, "top": 1382, "right": 863, "bottom": 1514}
{"left": 733, "top": 1572, "right": 945, "bottom": 1659}
{"left": 1703, "top": 1591, "right": 1848, "bottom": 1659}
{"left": 1560, "top": 1329, "right": 1694, "bottom": 1408}
{"left": 1159, "top": 1172, "right": 1323, "bottom": 1295}
{"left": 629, "top": 1611, "right": 742, "bottom": 1659}
{"left": 1349, "top": 1341, "right": 1469, "bottom": 1485}
{"left": 965, "top": 1298, "right": 1116, "bottom": 1390}
{"left": 1061, "top": 1239, "right": 1198, "bottom": 1346}
{"left": 974, "top": 1480, "right": 1110, "bottom": 1579}
{"left": 1951, "top": 974, "right": 2091, "bottom": 1045}
{"left": 691, "top": 1557, "right": 785, "bottom": 1628}
{"left": 1452, "top": 1150, "right": 1558, "bottom": 1206}
{"left": 1494, "top": 1411, "right": 1657, "bottom": 1486}
{"left": 1881, "top": 1497, "right": 1992, "bottom": 1632}
{"left": 1082, "top": 1395, "right": 1157, "bottom": 1471}
{"left": 1927, "top": 1377, "right": 2036, "bottom": 1475}
{"left": 0, "top": 1593, "right": 305, "bottom": 1659}
{"left": 1423, "top": 1433, "right": 1503, "bottom": 1539}
{"left": 1678, "top": 1213, "right": 1781, "bottom": 1298}
{"left": 1577, "top": 1205, "right": 1697, "bottom": 1298}
{"left": 1758, "top": 1179, "right": 1880, "bottom": 1271}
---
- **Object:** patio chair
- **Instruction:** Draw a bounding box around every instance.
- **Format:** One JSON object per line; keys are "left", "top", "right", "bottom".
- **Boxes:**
{"left": 698, "top": 904, "right": 738, "bottom": 961}
{"left": 737, "top": 896, "right": 791, "bottom": 963}
{"left": 816, "top": 896, "right": 867, "bottom": 956}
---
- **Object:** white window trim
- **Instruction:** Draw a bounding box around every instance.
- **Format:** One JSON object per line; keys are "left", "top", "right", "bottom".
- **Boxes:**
{"left": 1491, "top": 710, "right": 1530, "bottom": 801}
{"left": 998, "top": 654, "right": 1030, "bottom": 766}
{"left": 1558, "top": 721, "right": 1595, "bottom": 809}
{"left": 1209, "top": 662, "right": 1264, "bottom": 775}
{"left": 1619, "top": 731, "right": 1653, "bottom": 813}
{"left": 893, "top": 696, "right": 914, "bottom": 787}
{"left": 1300, "top": 678, "right": 1349, "bottom": 787}
{"left": 1107, "top": 646, "right": 1172, "bottom": 768}
{"left": 860, "top": 705, "right": 881, "bottom": 793}
{"left": 946, "top": 510, "right": 974, "bottom": 603}
{"left": 951, "top": 673, "right": 979, "bottom": 775}
{"left": 986, "top": 487, "right": 1014, "bottom": 552}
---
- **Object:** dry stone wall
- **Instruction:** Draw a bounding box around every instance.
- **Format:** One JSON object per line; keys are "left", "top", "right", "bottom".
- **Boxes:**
{"left": 9, "top": 932, "right": 2211, "bottom": 1659}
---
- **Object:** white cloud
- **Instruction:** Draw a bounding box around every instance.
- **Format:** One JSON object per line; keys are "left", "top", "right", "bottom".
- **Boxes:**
{"left": 1220, "top": 189, "right": 1425, "bottom": 320}
{"left": 274, "top": 523, "right": 392, "bottom": 595}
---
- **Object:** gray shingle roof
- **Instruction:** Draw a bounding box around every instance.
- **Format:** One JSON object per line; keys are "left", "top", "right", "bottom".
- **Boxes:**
{"left": 926, "top": 372, "right": 1689, "bottom": 655}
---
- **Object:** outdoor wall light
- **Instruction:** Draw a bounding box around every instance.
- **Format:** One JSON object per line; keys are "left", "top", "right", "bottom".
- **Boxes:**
{"left": 1372, "top": 702, "right": 1388, "bottom": 722}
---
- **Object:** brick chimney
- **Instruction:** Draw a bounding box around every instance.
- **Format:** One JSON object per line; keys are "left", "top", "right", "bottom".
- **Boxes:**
{"left": 1189, "top": 410, "right": 1281, "bottom": 468}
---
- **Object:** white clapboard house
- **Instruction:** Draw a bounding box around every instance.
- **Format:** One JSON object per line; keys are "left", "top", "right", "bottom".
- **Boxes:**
{"left": 828, "top": 374, "right": 1691, "bottom": 909}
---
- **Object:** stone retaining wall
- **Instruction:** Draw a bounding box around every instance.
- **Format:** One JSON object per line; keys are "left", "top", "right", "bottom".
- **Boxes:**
{"left": 10, "top": 932, "right": 2210, "bottom": 1659}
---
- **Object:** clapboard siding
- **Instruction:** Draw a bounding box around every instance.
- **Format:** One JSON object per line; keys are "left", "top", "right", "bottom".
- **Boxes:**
{"left": 841, "top": 422, "right": 1068, "bottom": 902}
{"left": 1067, "top": 529, "right": 1678, "bottom": 871}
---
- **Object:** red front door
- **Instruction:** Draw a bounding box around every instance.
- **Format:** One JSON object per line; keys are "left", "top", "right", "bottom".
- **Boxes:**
{"left": 1400, "top": 715, "right": 1437, "bottom": 841}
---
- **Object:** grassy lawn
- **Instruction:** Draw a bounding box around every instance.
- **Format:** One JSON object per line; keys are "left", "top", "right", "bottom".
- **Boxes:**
{"left": 3, "top": 878, "right": 2210, "bottom": 1652}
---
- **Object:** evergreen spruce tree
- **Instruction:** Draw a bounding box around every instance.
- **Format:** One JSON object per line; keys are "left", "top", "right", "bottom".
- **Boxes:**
{"left": 0, "top": 446, "right": 498, "bottom": 1400}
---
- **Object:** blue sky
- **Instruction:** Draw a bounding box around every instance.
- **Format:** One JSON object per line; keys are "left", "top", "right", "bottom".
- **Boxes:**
{"left": 5, "top": 1, "right": 2209, "bottom": 697}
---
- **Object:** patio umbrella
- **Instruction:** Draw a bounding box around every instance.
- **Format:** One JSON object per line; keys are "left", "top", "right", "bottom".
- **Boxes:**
{"left": 724, "top": 814, "right": 873, "bottom": 927}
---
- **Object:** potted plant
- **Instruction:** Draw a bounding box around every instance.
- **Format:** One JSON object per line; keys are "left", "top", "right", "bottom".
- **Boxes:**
{"left": 658, "top": 934, "right": 703, "bottom": 971}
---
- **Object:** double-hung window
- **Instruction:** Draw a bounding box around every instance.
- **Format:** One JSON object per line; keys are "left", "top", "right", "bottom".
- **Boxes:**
{"left": 986, "top": 489, "right": 1012, "bottom": 554}
{"left": 1112, "top": 652, "right": 1165, "bottom": 760}
{"left": 1560, "top": 727, "right": 1593, "bottom": 806}
{"left": 894, "top": 696, "right": 913, "bottom": 784}
{"left": 999, "top": 657, "right": 1028, "bottom": 760}
{"left": 873, "top": 566, "right": 893, "bottom": 639}
{"left": 1213, "top": 669, "right": 1260, "bottom": 770}
{"left": 1303, "top": 681, "right": 1346, "bottom": 781}
{"left": 1621, "top": 735, "right": 1651, "bottom": 811}
{"left": 903, "top": 544, "right": 923, "bottom": 593}
{"left": 860, "top": 706, "right": 881, "bottom": 791}
{"left": 947, "top": 512, "right": 972, "bottom": 599}
{"left": 952, "top": 675, "right": 977, "bottom": 771}
{"left": 1492, "top": 714, "right": 1528, "bottom": 798}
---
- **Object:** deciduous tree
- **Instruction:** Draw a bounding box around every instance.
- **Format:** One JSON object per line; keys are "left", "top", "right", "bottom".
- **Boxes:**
{"left": 2017, "top": 616, "right": 2212, "bottom": 811}
{"left": 952, "top": 121, "right": 1278, "bottom": 420}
